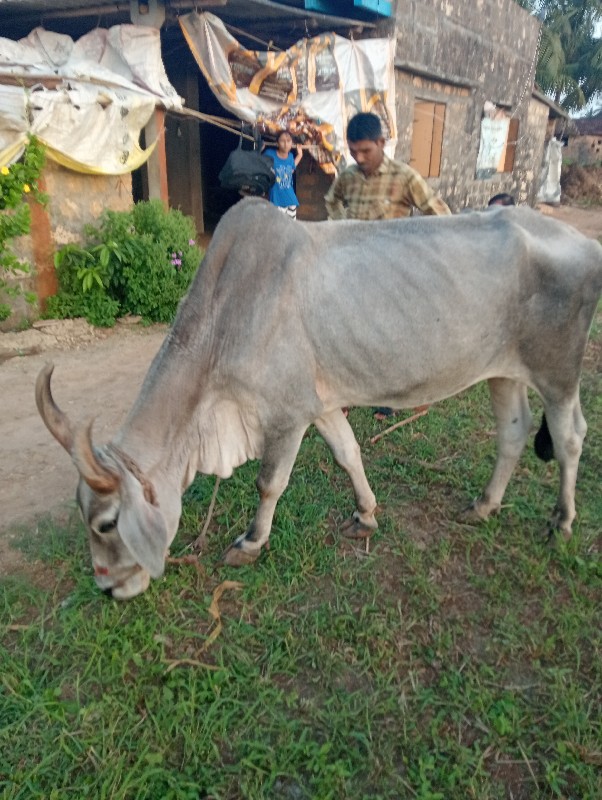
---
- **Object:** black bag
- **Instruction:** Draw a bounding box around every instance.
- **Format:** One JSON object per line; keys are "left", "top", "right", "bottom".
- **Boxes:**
{"left": 219, "top": 131, "right": 275, "bottom": 196}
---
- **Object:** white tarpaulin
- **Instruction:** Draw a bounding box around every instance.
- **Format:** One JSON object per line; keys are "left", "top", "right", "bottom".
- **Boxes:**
{"left": 476, "top": 115, "right": 511, "bottom": 179}
{"left": 537, "top": 138, "right": 563, "bottom": 205}
{"left": 180, "top": 11, "right": 396, "bottom": 173}
{"left": 0, "top": 25, "right": 182, "bottom": 174}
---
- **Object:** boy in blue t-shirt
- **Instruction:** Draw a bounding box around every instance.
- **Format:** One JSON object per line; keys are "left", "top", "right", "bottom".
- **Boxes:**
{"left": 262, "top": 130, "right": 304, "bottom": 219}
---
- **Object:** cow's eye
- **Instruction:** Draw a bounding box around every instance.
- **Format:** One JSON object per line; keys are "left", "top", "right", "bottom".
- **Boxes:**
{"left": 97, "top": 519, "right": 117, "bottom": 534}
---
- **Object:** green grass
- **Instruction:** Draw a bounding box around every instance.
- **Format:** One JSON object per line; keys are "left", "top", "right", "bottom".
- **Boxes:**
{"left": 2, "top": 314, "right": 601, "bottom": 799}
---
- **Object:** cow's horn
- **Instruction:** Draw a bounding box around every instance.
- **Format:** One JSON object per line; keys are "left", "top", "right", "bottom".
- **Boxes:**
{"left": 35, "top": 363, "right": 74, "bottom": 453}
{"left": 72, "top": 419, "right": 120, "bottom": 494}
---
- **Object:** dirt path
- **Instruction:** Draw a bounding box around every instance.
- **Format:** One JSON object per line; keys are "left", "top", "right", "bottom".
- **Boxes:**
{"left": 0, "top": 323, "right": 166, "bottom": 573}
{"left": 0, "top": 204, "right": 600, "bottom": 572}
{"left": 537, "top": 203, "right": 602, "bottom": 239}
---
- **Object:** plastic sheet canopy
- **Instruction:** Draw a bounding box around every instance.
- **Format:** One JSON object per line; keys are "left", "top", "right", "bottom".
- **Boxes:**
{"left": 180, "top": 11, "right": 396, "bottom": 174}
{"left": 0, "top": 25, "right": 182, "bottom": 174}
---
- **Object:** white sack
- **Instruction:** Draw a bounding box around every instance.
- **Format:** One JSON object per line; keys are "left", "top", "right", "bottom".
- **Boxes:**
{"left": 537, "top": 138, "right": 563, "bottom": 205}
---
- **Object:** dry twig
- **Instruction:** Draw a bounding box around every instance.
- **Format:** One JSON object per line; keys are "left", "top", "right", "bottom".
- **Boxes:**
{"left": 163, "top": 580, "right": 243, "bottom": 673}
{"left": 370, "top": 406, "right": 430, "bottom": 444}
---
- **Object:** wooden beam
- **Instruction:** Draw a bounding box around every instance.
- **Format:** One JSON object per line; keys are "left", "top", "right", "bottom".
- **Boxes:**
{"left": 144, "top": 108, "right": 169, "bottom": 208}
{"left": 29, "top": 174, "right": 57, "bottom": 308}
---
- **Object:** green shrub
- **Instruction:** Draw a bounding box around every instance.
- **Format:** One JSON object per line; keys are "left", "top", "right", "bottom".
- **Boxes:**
{"left": 46, "top": 200, "right": 203, "bottom": 327}
{"left": 0, "top": 136, "right": 47, "bottom": 318}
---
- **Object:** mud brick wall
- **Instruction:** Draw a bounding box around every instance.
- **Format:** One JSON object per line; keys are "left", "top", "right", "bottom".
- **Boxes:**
{"left": 43, "top": 161, "right": 133, "bottom": 248}
{"left": 564, "top": 135, "right": 602, "bottom": 167}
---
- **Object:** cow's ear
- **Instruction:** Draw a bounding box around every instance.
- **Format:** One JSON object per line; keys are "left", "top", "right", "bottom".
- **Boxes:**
{"left": 117, "top": 470, "right": 167, "bottom": 579}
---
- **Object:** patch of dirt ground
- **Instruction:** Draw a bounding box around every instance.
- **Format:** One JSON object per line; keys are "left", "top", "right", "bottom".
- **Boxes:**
{"left": 0, "top": 320, "right": 166, "bottom": 575}
{"left": 0, "top": 204, "right": 600, "bottom": 577}
{"left": 537, "top": 198, "right": 602, "bottom": 239}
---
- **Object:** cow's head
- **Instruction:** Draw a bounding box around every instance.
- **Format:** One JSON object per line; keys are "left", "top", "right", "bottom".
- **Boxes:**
{"left": 35, "top": 364, "right": 168, "bottom": 600}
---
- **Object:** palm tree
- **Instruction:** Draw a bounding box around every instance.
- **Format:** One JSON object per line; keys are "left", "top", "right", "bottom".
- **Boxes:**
{"left": 516, "top": 0, "right": 602, "bottom": 112}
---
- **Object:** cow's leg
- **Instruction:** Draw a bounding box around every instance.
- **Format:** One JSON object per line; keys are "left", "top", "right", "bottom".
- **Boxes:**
{"left": 314, "top": 409, "right": 378, "bottom": 539}
{"left": 542, "top": 395, "right": 586, "bottom": 541}
{"left": 222, "top": 427, "right": 307, "bottom": 566}
{"left": 462, "top": 378, "right": 532, "bottom": 522}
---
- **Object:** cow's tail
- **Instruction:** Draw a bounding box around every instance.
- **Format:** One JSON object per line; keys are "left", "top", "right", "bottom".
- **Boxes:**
{"left": 534, "top": 413, "right": 554, "bottom": 462}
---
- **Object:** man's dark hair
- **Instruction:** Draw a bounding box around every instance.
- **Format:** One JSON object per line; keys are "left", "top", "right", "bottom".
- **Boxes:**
{"left": 488, "top": 193, "right": 515, "bottom": 206}
{"left": 346, "top": 112, "right": 383, "bottom": 143}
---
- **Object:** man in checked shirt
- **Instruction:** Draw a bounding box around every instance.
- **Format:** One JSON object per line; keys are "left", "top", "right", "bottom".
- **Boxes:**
{"left": 325, "top": 111, "right": 451, "bottom": 419}
{"left": 325, "top": 111, "right": 451, "bottom": 221}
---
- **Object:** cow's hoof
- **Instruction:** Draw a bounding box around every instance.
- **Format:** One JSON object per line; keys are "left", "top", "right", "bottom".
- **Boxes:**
{"left": 340, "top": 513, "right": 377, "bottom": 540}
{"left": 544, "top": 526, "right": 572, "bottom": 547}
{"left": 458, "top": 499, "right": 499, "bottom": 524}
{"left": 221, "top": 543, "right": 261, "bottom": 567}
{"left": 543, "top": 506, "right": 572, "bottom": 546}
{"left": 457, "top": 504, "right": 483, "bottom": 524}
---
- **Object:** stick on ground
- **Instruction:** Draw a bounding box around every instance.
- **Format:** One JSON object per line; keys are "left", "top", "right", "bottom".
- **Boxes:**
{"left": 370, "top": 406, "right": 430, "bottom": 444}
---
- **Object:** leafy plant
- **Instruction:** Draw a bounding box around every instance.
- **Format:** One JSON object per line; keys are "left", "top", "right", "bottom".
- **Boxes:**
{"left": 45, "top": 200, "right": 203, "bottom": 327}
{"left": 0, "top": 136, "right": 47, "bottom": 321}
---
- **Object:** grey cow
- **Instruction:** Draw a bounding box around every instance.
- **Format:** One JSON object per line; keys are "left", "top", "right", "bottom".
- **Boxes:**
{"left": 36, "top": 199, "right": 602, "bottom": 599}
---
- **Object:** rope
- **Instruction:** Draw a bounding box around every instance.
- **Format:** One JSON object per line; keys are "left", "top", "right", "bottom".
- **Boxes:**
{"left": 167, "top": 107, "right": 255, "bottom": 141}
{"left": 106, "top": 443, "right": 157, "bottom": 506}
{"left": 191, "top": 476, "right": 221, "bottom": 552}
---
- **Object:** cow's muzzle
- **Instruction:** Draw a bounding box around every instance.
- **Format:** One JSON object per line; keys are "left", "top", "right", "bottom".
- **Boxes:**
{"left": 94, "top": 564, "right": 150, "bottom": 600}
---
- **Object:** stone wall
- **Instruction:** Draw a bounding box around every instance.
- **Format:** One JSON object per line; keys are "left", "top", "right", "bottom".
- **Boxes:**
{"left": 393, "top": 0, "right": 546, "bottom": 211}
{"left": 395, "top": 0, "right": 539, "bottom": 94}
